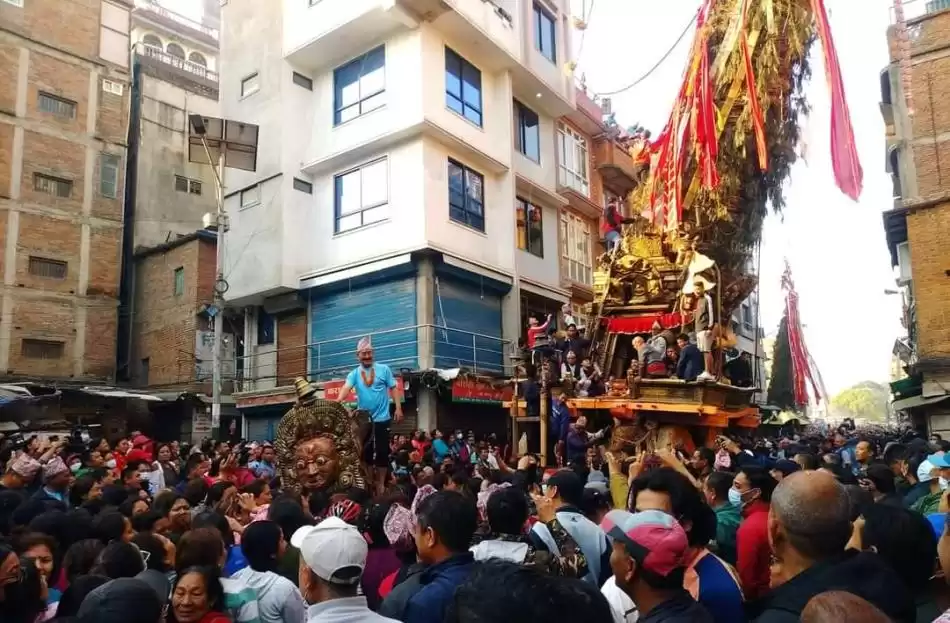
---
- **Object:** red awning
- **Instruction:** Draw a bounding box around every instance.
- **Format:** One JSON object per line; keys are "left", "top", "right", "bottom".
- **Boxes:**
{"left": 605, "top": 312, "right": 688, "bottom": 334}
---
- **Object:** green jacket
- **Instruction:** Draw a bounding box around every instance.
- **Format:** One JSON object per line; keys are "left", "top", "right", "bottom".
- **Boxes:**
{"left": 911, "top": 490, "right": 942, "bottom": 516}
{"left": 711, "top": 503, "right": 741, "bottom": 566}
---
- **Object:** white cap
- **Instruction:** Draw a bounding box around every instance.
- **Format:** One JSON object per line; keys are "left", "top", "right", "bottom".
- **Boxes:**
{"left": 291, "top": 517, "right": 367, "bottom": 585}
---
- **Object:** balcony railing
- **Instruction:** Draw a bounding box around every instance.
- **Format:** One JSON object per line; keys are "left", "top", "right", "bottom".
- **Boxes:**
{"left": 890, "top": 0, "right": 950, "bottom": 23}
{"left": 236, "top": 324, "right": 515, "bottom": 391}
{"left": 134, "top": 0, "right": 219, "bottom": 40}
{"left": 135, "top": 42, "right": 219, "bottom": 83}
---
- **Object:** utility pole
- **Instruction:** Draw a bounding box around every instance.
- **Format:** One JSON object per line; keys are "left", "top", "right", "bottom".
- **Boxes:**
{"left": 188, "top": 115, "right": 258, "bottom": 434}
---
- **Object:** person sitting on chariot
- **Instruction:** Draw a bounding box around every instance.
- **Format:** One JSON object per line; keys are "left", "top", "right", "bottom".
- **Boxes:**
{"left": 635, "top": 322, "right": 669, "bottom": 379}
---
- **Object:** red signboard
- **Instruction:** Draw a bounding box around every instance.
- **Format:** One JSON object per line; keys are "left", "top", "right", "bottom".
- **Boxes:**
{"left": 451, "top": 378, "right": 513, "bottom": 404}
{"left": 321, "top": 378, "right": 403, "bottom": 405}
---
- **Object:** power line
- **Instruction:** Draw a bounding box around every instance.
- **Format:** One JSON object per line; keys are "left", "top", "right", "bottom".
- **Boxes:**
{"left": 575, "top": 0, "right": 596, "bottom": 68}
{"left": 593, "top": 10, "right": 698, "bottom": 97}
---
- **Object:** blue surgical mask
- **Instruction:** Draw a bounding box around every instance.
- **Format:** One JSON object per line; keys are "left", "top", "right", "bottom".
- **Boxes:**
{"left": 728, "top": 487, "right": 743, "bottom": 507}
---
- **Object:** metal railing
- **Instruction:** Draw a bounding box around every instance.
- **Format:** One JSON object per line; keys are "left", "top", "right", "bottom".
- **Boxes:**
{"left": 134, "top": 0, "right": 220, "bottom": 40}
{"left": 135, "top": 43, "right": 219, "bottom": 83}
{"left": 236, "top": 324, "right": 515, "bottom": 390}
{"left": 890, "top": 0, "right": 950, "bottom": 24}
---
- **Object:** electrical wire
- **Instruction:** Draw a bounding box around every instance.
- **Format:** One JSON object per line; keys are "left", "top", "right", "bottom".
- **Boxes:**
{"left": 574, "top": 0, "right": 596, "bottom": 69}
{"left": 593, "top": 10, "right": 698, "bottom": 97}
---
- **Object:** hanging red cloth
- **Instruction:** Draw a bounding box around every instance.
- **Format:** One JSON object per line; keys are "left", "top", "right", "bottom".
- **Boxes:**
{"left": 809, "top": 0, "right": 863, "bottom": 200}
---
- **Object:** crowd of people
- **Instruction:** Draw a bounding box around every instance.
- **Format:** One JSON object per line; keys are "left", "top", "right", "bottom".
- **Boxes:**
{"left": 0, "top": 420, "right": 948, "bottom": 622}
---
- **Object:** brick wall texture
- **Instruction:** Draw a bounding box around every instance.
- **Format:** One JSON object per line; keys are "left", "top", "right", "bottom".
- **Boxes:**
{"left": 0, "top": 0, "right": 131, "bottom": 381}
{"left": 131, "top": 237, "right": 217, "bottom": 389}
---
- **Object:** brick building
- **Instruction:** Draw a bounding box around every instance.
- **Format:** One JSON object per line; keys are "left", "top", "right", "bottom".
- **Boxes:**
{"left": 0, "top": 0, "right": 132, "bottom": 382}
{"left": 882, "top": 2, "right": 950, "bottom": 433}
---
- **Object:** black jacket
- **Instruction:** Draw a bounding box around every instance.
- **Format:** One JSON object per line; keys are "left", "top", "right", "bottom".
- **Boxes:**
{"left": 750, "top": 550, "right": 916, "bottom": 623}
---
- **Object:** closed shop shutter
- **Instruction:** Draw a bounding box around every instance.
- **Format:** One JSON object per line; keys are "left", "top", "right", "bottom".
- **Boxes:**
{"left": 311, "top": 277, "right": 417, "bottom": 380}
{"left": 245, "top": 415, "right": 281, "bottom": 442}
{"left": 434, "top": 275, "right": 504, "bottom": 373}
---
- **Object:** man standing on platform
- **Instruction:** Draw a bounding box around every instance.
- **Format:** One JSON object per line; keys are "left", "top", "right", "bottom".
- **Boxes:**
{"left": 337, "top": 336, "right": 403, "bottom": 495}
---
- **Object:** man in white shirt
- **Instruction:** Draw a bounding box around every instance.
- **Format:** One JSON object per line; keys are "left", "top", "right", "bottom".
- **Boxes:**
{"left": 293, "top": 517, "right": 400, "bottom": 622}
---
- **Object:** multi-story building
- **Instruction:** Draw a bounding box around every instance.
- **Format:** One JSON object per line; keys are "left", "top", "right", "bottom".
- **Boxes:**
{"left": 881, "top": 0, "right": 950, "bottom": 435}
{"left": 218, "top": 0, "right": 596, "bottom": 433}
{"left": 0, "top": 0, "right": 132, "bottom": 382}
{"left": 729, "top": 290, "right": 767, "bottom": 403}
{"left": 116, "top": 0, "right": 222, "bottom": 385}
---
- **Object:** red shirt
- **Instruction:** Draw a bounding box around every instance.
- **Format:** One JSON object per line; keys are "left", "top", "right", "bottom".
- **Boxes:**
{"left": 526, "top": 318, "right": 550, "bottom": 349}
{"left": 736, "top": 500, "right": 771, "bottom": 600}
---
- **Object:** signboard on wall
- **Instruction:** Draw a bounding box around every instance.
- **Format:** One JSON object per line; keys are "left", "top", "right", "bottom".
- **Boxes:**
{"left": 451, "top": 378, "right": 513, "bottom": 405}
{"left": 321, "top": 377, "right": 404, "bottom": 407}
{"left": 195, "top": 331, "right": 236, "bottom": 380}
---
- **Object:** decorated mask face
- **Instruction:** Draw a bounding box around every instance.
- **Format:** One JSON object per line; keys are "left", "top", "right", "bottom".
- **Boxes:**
{"left": 294, "top": 437, "right": 340, "bottom": 492}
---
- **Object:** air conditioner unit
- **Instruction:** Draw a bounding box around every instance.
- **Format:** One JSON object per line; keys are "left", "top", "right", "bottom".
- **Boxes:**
{"left": 897, "top": 241, "right": 912, "bottom": 284}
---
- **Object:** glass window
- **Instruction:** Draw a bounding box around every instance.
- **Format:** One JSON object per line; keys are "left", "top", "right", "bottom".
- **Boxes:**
{"left": 557, "top": 123, "right": 589, "bottom": 196}
{"left": 516, "top": 198, "right": 543, "bottom": 257}
{"left": 99, "top": 154, "right": 120, "bottom": 198}
{"left": 448, "top": 159, "right": 484, "bottom": 232}
{"left": 293, "top": 71, "right": 313, "bottom": 90}
{"left": 240, "top": 185, "right": 261, "bottom": 208}
{"left": 514, "top": 100, "right": 540, "bottom": 162}
{"left": 173, "top": 267, "right": 184, "bottom": 296}
{"left": 445, "top": 48, "right": 483, "bottom": 127}
{"left": 257, "top": 309, "right": 275, "bottom": 345}
{"left": 560, "top": 212, "right": 592, "bottom": 285}
{"left": 293, "top": 178, "right": 313, "bottom": 194}
{"left": 334, "top": 158, "right": 389, "bottom": 233}
{"left": 333, "top": 46, "right": 385, "bottom": 125}
{"left": 33, "top": 173, "right": 72, "bottom": 198}
{"left": 38, "top": 92, "right": 76, "bottom": 119}
{"left": 241, "top": 73, "right": 260, "bottom": 97}
{"left": 533, "top": 3, "right": 557, "bottom": 63}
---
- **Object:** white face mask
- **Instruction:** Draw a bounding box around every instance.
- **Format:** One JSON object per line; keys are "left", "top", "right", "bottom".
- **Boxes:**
{"left": 940, "top": 477, "right": 949, "bottom": 491}
{"left": 69, "top": 463, "right": 81, "bottom": 474}
{"left": 105, "top": 459, "right": 117, "bottom": 469}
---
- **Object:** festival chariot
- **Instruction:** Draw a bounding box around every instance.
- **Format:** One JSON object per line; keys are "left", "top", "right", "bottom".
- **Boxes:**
{"left": 505, "top": 0, "right": 861, "bottom": 465}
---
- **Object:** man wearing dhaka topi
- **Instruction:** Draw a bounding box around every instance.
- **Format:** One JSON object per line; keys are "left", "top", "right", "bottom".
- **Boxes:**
{"left": 336, "top": 336, "right": 403, "bottom": 495}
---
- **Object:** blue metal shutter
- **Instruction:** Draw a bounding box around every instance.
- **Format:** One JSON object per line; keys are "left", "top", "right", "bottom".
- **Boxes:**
{"left": 311, "top": 277, "right": 417, "bottom": 379}
{"left": 246, "top": 416, "right": 278, "bottom": 442}
{"left": 434, "top": 276, "right": 503, "bottom": 373}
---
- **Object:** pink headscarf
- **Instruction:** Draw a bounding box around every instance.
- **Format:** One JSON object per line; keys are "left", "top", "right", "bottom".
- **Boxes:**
{"left": 383, "top": 484, "right": 436, "bottom": 547}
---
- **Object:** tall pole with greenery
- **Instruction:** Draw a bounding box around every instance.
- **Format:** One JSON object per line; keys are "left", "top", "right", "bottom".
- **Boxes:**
{"left": 767, "top": 312, "right": 796, "bottom": 410}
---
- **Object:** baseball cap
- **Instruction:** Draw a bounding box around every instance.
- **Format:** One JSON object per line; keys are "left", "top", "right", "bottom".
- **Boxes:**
{"left": 928, "top": 453, "right": 950, "bottom": 469}
{"left": 601, "top": 509, "right": 688, "bottom": 577}
{"left": 77, "top": 578, "right": 164, "bottom": 623}
{"left": 291, "top": 516, "right": 368, "bottom": 585}
{"left": 918, "top": 459, "right": 938, "bottom": 483}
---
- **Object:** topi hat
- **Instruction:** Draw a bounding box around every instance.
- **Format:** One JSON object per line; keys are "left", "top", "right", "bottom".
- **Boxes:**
{"left": 293, "top": 377, "right": 316, "bottom": 400}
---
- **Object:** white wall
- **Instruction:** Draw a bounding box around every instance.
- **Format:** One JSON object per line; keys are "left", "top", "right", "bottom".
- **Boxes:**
{"left": 305, "top": 31, "right": 424, "bottom": 166}
{"left": 515, "top": 200, "right": 560, "bottom": 286}
{"left": 291, "top": 139, "right": 427, "bottom": 277}
{"left": 223, "top": 176, "right": 285, "bottom": 301}
{"left": 419, "top": 25, "right": 513, "bottom": 170}
{"left": 447, "top": 0, "right": 521, "bottom": 59}
{"left": 422, "top": 139, "right": 514, "bottom": 273}
{"left": 283, "top": 0, "right": 383, "bottom": 59}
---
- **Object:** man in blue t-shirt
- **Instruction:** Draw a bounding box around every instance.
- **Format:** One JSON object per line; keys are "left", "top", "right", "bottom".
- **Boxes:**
{"left": 337, "top": 335, "right": 403, "bottom": 495}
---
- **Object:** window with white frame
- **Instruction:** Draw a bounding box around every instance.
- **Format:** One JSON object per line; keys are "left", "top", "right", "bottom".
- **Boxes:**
{"left": 333, "top": 46, "right": 385, "bottom": 125}
{"left": 560, "top": 212, "right": 592, "bottom": 285}
{"left": 334, "top": 158, "right": 389, "bottom": 233}
{"left": 241, "top": 73, "right": 260, "bottom": 98}
{"left": 240, "top": 185, "right": 261, "bottom": 208}
{"left": 557, "top": 123, "right": 589, "bottom": 196}
{"left": 99, "top": 153, "right": 120, "bottom": 198}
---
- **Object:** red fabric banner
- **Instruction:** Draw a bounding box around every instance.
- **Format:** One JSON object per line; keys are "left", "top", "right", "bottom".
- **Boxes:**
{"left": 605, "top": 313, "right": 689, "bottom": 334}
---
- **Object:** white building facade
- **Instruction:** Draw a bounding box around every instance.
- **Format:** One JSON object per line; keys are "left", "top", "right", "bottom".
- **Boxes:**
{"left": 219, "top": 0, "right": 576, "bottom": 428}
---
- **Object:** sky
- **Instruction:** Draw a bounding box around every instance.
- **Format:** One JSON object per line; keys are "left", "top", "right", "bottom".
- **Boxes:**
{"left": 572, "top": 0, "right": 904, "bottom": 396}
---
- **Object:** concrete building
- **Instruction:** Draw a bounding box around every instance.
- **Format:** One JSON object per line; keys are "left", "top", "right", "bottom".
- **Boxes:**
{"left": 0, "top": 0, "right": 132, "bottom": 382}
{"left": 117, "top": 0, "right": 223, "bottom": 384}
{"left": 729, "top": 291, "right": 767, "bottom": 404}
{"left": 881, "top": 0, "right": 950, "bottom": 435}
{"left": 218, "top": 0, "right": 609, "bottom": 434}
